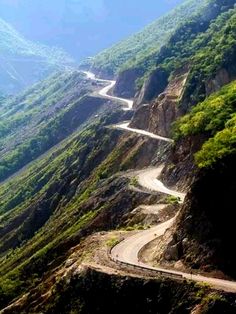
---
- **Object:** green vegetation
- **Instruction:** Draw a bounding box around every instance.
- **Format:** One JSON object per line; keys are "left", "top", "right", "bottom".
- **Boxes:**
{"left": 81, "top": 0, "right": 207, "bottom": 76}
{"left": 0, "top": 18, "right": 72, "bottom": 63}
{"left": 132, "top": 0, "right": 236, "bottom": 104}
{"left": 129, "top": 176, "right": 139, "bottom": 187}
{"left": 0, "top": 0, "right": 236, "bottom": 310}
{"left": 165, "top": 195, "right": 181, "bottom": 205}
{"left": 83, "top": 0, "right": 236, "bottom": 104}
{"left": 174, "top": 81, "right": 236, "bottom": 167}
{"left": 0, "top": 118, "right": 120, "bottom": 307}
{"left": 106, "top": 236, "right": 120, "bottom": 248}
{"left": 0, "top": 106, "right": 144, "bottom": 307}
{"left": 0, "top": 70, "right": 104, "bottom": 182}
{"left": 195, "top": 116, "right": 236, "bottom": 168}
{"left": 123, "top": 224, "right": 150, "bottom": 231}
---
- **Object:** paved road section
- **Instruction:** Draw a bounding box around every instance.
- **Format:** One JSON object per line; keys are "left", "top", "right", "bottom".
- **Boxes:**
{"left": 83, "top": 70, "right": 236, "bottom": 292}
{"left": 136, "top": 167, "right": 185, "bottom": 202}
{"left": 113, "top": 122, "right": 174, "bottom": 142}
{"left": 83, "top": 71, "right": 133, "bottom": 110}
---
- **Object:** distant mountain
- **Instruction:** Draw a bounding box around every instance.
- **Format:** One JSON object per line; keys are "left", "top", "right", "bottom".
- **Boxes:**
{"left": 0, "top": 0, "right": 184, "bottom": 62}
{"left": 0, "top": 18, "right": 74, "bottom": 94}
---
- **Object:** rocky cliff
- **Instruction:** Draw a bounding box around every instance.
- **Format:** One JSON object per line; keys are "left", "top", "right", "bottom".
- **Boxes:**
{"left": 113, "top": 68, "right": 142, "bottom": 98}
{"left": 162, "top": 154, "right": 236, "bottom": 278}
{"left": 130, "top": 66, "right": 189, "bottom": 137}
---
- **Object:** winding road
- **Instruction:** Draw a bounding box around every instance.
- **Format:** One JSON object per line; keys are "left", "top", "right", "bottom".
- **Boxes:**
{"left": 83, "top": 71, "right": 133, "bottom": 110}
{"left": 83, "top": 70, "right": 236, "bottom": 292}
{"left": 113, "top": 122, "right": 174, "bottom": 142}
{"left": 134, "top": 166, "right": 185, "bottom": 202}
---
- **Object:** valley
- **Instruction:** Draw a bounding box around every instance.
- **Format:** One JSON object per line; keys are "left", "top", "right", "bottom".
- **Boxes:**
{"left": 0, "top": 0, "right": 236, "bottom": 313}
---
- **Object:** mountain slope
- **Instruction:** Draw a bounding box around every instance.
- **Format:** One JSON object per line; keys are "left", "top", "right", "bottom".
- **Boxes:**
{"left": 1, "top": 0, "right": 236, "bottom": 312}
{"left": 157, "top": 81, "right": 236, "bottom": 277}
{"left": 0, "top": 18, "right": 74, "bottom": 94}
{"left": 0, "top": 70, "right": 115, "bottom": 182}
{"left": 80, "top": 0, "right": 208, "bottom": 77}
{"left": 129, "top": 0, "right": 236, "bottom": 137}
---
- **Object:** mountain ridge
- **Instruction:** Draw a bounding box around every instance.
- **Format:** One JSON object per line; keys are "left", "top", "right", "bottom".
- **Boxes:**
{"left": 0, "top": 17, "right": 74, "bottom": 95}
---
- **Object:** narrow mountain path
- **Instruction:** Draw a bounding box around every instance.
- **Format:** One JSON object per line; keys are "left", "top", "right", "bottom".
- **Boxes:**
{"left": 112, "top": 122, "right": 174, "bottom": 142}
{"left": 83, "top": 71, "right": 133, "bottom": 109}
{"left": 83, "top": 71, "right": 236, "bottom": 292}
{"left": 135, "top": 166, "right": 185, "bottom": 202}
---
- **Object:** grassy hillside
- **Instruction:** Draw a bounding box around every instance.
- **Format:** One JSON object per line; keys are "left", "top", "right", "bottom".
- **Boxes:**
{"left": 0, "top": 71, "right": 111, "bottom": 182}
{"left": 132, "top": 0, "right": 236, "bottom": 102}
{"left": 80, "top": 0, "right": 206, "bottom": 77}
{"left": 0, "top": 18, "right": 74, "bottom": 94}
{"left": 174, "top": 81, "right": 236, "bottom": 168}
{"left": 157, "top": 0, "right": 236, "bottom": 106}
{"left": 137, "top": 0, "right": 236, "bottom": 92}
{"left": 0, "top": 106, "right": 164, "bottom": 308}
{"left": 0, "top": 0, "right": 236, "bottom": 311}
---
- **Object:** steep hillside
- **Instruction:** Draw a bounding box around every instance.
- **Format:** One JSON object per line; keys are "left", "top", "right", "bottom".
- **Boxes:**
{"left": 0, "top": 18, "right": 74, "bottom": 94}
{"left": 1, "top": 0, "right": 236, "bottom": 312}
{"left": 157, "top": 81, "right": 236, "bottom": 277}
{"left": 87, "top": 0, "right": 235, "bottom": 101}
{"left": 130, "top": 0, "right": 236, "bottom": 138}
{"left": 0, "top": 71, "right": 113, "bottom": 182}
{"left": 0, "top": 106, "right": 168, "bottom": 309}
{"left": 80, "top": 0, "right": 207, "bottom": 78}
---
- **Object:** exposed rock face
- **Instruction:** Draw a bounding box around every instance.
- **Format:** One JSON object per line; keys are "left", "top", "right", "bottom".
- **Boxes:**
{"left": 161, "top": 134, "right": 206, "bottom": 191}
{"left": 163, "top": 154, "right": 236, "bottom": 277}
{"left": 164, "top": 243, "right": 181, "bottom": 261}
{"left": 131, "top": 66, "right": 189, "bottom": 137}
{"left": 134, "top": 67, "right": 168, "bottom": 108}
{"left": 113, "top": 68, "right": 142, "bottom": 98}
{"left": 148, "top": 68, "right": 189, "bottom": 137}
{"left": 129, "top": 104, "right": 151, "bottom": 130}
{"left": 206, "top": 68, "right": 232, "bottom": 96}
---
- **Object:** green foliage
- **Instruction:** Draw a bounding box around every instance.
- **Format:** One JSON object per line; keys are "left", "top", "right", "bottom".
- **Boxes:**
{"left": 123, "top": 224, "right": 150, "bottom": 231}
{"left": 83, "top": 0, "right": 236, "bottom": 104}
{"left": 135, "top": 0, "right": 236, "bottom": 105}
{"left": 0, "top": 114, "right": 125, "bottom": 307}
{"left": 129, "top": 176, "right": 139, "bottom": 187}
{"left": 0, "top": 70, "right": 101, "bottom": 182}
{"left": 106, "top": 236, "right": 120, "bottom": 248}
{"left": 195, "top": 115, "right": 236, "bottom": 168}
{"left": 174, "top": 81, "right": 236, "bottom": 138}
{"left": 165, "top": 195, "right": 181, "bottom": 205}
{"left": 81, "top": 0, "right": 206, "bottom": 76}
{"left": 174, "top": 81, "right": 236, "bottom": 167}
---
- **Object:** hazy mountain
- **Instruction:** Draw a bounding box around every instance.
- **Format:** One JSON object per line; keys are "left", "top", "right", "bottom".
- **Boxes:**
{"left": 0, "top": 17, "right": 74, "bottom": 94}
{"left": 0, "top": 0, "right": 184, "bottom": 61}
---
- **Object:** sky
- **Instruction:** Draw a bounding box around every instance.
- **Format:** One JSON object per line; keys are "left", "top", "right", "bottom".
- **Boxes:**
{"left": 0, "top": 0, "right": 184, "bottom": 60}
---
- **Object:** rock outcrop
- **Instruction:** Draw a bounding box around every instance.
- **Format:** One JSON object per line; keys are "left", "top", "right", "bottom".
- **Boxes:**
{"left": 206, "top": 68, "right": 236, "bottom": 96}
{"left": 134, "top": 67, "right": 169, "bottom": 108}
{"left": 161, "top": 134, "right": 206, "bottom": 190}
{"left": 113, "top": 68, "right": 142, "bottom": 98}
{"left": 130, "top": 66, "right": 189, "bottom": 138}
{"left": 163, "top": 154, "right": 236, "bottom": 278}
